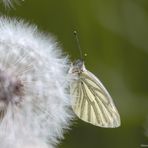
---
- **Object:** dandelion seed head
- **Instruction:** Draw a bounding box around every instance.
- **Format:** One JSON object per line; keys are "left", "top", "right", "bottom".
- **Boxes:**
{"left": 0, "top": 17, "right": 73, "bottom": 148}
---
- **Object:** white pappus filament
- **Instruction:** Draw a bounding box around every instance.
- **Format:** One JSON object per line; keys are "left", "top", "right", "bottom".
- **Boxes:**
{"left": 1, "top": 0, "right": 24, "bottom": 8}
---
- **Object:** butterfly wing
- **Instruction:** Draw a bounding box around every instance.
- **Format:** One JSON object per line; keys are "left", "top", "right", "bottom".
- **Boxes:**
{"left": 71, "top": 69, "right": 121, "bottom": 128}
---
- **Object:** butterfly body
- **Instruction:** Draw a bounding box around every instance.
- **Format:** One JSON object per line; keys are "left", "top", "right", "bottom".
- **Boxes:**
{"left": 69, "top": 59, "right": 121, "bottom": 128}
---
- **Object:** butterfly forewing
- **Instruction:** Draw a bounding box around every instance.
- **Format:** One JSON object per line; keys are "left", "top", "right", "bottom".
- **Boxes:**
{"left": 71, "top": 63, "right": 121, "bottom": 128}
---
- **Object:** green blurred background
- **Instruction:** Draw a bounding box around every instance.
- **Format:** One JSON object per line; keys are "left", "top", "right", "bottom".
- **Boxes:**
{"left": 1, "top": 0, "right": 148, "bottom": 147}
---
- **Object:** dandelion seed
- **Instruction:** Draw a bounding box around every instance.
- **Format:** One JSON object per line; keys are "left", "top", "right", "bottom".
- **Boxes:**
{"left": 1, "top": 0, "right": 24, "bottom": 8}
{"left": 0, "top": 16, "right": 73, "bottom": 148}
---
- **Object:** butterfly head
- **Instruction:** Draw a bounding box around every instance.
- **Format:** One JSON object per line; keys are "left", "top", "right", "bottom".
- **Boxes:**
{"left": 69, "top": 59, "right": 85, "bottom": 75}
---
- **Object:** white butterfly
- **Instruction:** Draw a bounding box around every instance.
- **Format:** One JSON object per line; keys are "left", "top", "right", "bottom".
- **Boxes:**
{"left": 69, "top": 59, "right": 121, "bottom": 128}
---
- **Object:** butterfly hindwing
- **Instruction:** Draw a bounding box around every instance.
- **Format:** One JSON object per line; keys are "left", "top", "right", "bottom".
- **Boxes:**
{"left": 71, "top": 69, "right": 120, "bottom": 128}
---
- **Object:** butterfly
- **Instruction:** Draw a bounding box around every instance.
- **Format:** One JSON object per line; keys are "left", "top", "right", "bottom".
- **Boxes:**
{"left": 69, "top": 59, "right": 121, "bottom": 128}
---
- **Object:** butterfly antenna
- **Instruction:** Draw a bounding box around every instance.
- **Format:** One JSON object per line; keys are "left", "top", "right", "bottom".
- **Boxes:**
{"left": 73, "top": 30, "right": 83, "bottom": 60}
